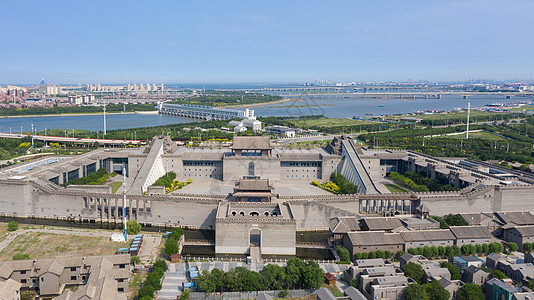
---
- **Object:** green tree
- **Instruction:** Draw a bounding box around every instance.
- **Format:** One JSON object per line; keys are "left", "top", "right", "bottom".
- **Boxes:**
{"left": 130, "top": 256, "right": 141, "bottom": 265}
{"left": 457, "top": 283, "right": 485, "bottom": 300}
{"left": 423, "top": 246, "right": 432, "bottom": 258}
{"left": 350, "top": 278, "right": 359, "bottom": 289}
{"left": 438, "top": 246, "right": 446, "bottom": 257}
{"left": 481, "top": 243, "right": 490, "bottom": 254}
{"left": 164, "top": 238, "right": 179, "bottom": 256}
{"left": 524, "top": 243, "right": 533, "bottom": 253}
{"left": 440, "top": 262, "right": 461, "bottom": 280}
{"left": 224, "top": 269, "right": 242, "bottom": 291}
{"left": 278, "top": 290, "right": 289, "bottom": 298}
{"left": 285, "top": 258, "right": 305, "bottom": 288}
{"left": 7, "top": 221, "right": 18, "bottom": 231}
{"left": 402, "top": 263, "right": 425, "bottom": 284}
{"left": 13, "top": 253, "right": 30, "bottom": 260}
{"left": 138, "top": 285, "right": 156, "bottom": 299}
{"left": 198, "top": 270, "right": 216, "bottom": 293}
{"left": 405, "top": 283, "right": 428, "bottom": 300}
{"left": 127, "top": 219, "right": 141, "bottom": 235}
{"left": 180, "top": 289, "right": 190, "bottom": 300}
{"left": 302, "top": 261, "right": 324, "bottom": 289}
{"left": 508, "top": 242, "right": 518, "bottom": 252}
{"left": 368, "top": 251, "right": 376, "bottom": 259}
{"left": 430, "top": 246, "right": 439, "bottom": 258}
{"left": 491, "top": 270, "right": 507, "bottom": 280}
{"left": 424, "top": 280, "right": 450, "bottom": 300}
{"left": 527, "top": 280, "right": 534, "bottom": 291}
{"left": 336, "top": 245, "right": 351, "bottom": 262}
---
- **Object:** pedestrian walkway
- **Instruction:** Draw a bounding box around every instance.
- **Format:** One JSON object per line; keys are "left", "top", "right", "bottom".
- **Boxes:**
{"left": 157, "top": 263, "right": 186, "bottom": 300}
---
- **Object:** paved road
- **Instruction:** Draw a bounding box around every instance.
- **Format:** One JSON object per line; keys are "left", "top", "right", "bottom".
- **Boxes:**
{"left": 0, "top": 132, "right": 141, "bottom": 145}
{"left": 157, "top": 263, "right": 186, "bottom": 300}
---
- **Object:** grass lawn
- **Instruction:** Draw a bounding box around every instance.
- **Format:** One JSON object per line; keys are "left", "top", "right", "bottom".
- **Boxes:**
{"left": 434, "top": 130, "right": 507, "bottom": 141}
{"left": 128, "top": 273, "right": 146, "bottom": 300}
{"left": 110, "top": 181, "right": 123, "bottom": 193}
{"left": 292, "top": 118, "right": 376, "bottom": 128}
{"left": 387, "top": 110, "right": 516, "bottom": 122}
{"left": 321, "top": 283, "right": 343, "bottom": 297}
{"left": 0, "top": 223, "right": 9, "bottom": 242}
{"left": 384, "top": 183, "right": 409, "bottom": 193}
{"left": 0, "top": 232, "right": 130, "bottom": 261}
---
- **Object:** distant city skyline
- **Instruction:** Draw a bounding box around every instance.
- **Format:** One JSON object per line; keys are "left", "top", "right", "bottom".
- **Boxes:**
{"left": 1, "top": 0, "right": 534, "bottom": 84}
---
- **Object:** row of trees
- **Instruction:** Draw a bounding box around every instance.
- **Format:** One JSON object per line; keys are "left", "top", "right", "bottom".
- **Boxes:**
{"left": 402, "top": 171, "right": 459, "bottom": 192}
{"left": 60, "top": 168, "right": 116, "bottom": 187}
{"left": 196, "top": 258, "right": 324, "bottom": 293}
{"left": 172, "top": 92, "right": 283, "bottom": 107}
{"left": 164, "top": 227, "right": 184, "bottom": 256}
{"left": 407, "top": 242, "right": 504, "bottom": 258}
{"left": 0, "top": 103, "right": 156, "bottom": 116}
{"left": 431, "top": 214, "right": 469, "bottom": 228}
{"left": 329, "top": 173, "right": 358, "bottom": 194}
{"left": 353, "top": 250, "right": 402, "bottom": 260}
{"left": 360, "top": 120, "right": 534, "bottom": 165}
{"left": 405, "top": 281, "right": 485, "bottom": 300}
{"left": 388, "top": 172, "right": 429, "bottom": 192}
{"left": 138, "top": 260, "right": 168, "bottom": 300}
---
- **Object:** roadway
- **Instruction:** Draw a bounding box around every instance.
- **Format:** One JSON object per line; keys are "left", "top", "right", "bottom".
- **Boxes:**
{"left": 0, "top": 133, "right": 142, "bottom": 145}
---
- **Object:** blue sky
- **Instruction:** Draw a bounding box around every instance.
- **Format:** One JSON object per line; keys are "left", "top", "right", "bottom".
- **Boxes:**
{"left": 1, "top": 0, "right": 533, "bottom": 84}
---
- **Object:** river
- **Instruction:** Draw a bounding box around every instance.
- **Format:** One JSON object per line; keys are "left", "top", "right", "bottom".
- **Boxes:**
{"left": 0, "top": 94, "right": 530, "bottom": 131}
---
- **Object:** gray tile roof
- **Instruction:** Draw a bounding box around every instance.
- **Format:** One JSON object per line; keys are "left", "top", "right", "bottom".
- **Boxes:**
{"left": 513, "top": 226, "right": 534, "bottom": 237}
{"left": 400, "top": 229, "right": 456, "bottom": 242}
{"left": 316, "top": 287, "right": 336, "bottom": 300}
{"left": 344, "top": 286, "right": 366, "bottom": 300}
{"left": 329, "top": 217, "right": 360, "bottom": 233}
{"left": 450, "top": 226, "right": 492, "bottom": 239}
{"left": 347, "top": 231, "right": 404, "bottom": 246}
{"left": 460, "top": 213, "right": 481, "bottom": 225}
{"left": 361, "top": 217, "right": 403, "bottom": 231}
{"left": 495, "top": 211, "right": 534, "bottom": 226}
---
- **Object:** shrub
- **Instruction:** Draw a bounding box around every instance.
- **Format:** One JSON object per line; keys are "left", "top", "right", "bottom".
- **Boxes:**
{"left": 13, "top": 253, "right": 30, "bottom": 260}
{"left": 127, "top": 220, "right": 141, "bottom": 235}
{"left": 278, "top": 290, "right": 288, "bottom": 298}
{"left": 336, "top": 245, "right": 351, "bottom": 263}
{"left": 7, "top": 221, "right": 18, "bottom": 231}
{"left": 508, "top": 242, "right": 518, "bottom": 252}
{"left": 131, "top": 256, "right": 141, "bottom": 265}
{"left": 165, "top": 238, "right": 179, "bottom": 256}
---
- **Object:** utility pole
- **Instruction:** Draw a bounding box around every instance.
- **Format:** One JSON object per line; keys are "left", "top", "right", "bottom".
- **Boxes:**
{"left": 466, "top": 101, "right": 471, "bottom": 140}
{"left": 123, "top": 164, "right": 128, "bottom": 242}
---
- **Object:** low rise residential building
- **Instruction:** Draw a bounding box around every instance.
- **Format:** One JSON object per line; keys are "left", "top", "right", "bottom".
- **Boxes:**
{"left": 449, "top": 256, "right": 484, "bottom": 273}
{"left": 400, "top": 229, "right": 456, "bottom": 249}
{"left": 463, "top": 265, "right": 489, "bottom": 285}
{"left": 0, "top": 255, "right": 129, "bottom": 298}
{"left": 503, "top": 226, "right": 534, "bottom": 251}
{"left": 450, "top": 225, "right": 492, "bottom": 246}
{"left": 328, "top": 216, "right": 360, "bottom": 247}
{"left": 368, "top": 275, "right": 413, "bottom": 300}
{"left": 343, "top": 231, "right": 404, "bottom": 257}
{"left": 437, "top": 277, "right": 463, "bottom": 300}
{"left": 0, "top": 278, "right": 21, "bottom": 300}
{"left": 359, "top": 217, "right": 403, "bottom": 232}
{"left": 399, "top": 253, "right": 428, "bottom": 268}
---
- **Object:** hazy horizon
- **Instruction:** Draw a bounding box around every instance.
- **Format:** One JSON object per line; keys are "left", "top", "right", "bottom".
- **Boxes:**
{"left": 1, "top": 0, "right": 534, "bottom": 84}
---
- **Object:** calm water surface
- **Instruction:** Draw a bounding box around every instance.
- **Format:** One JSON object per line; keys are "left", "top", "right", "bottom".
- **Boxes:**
{"left": 0, "top": 95, "right": 531, "bottom": 131}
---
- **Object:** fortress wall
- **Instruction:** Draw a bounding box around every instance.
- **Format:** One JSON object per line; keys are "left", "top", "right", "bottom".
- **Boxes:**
{"left": 145, "top": 199, "right": 219, "bottom": 228}
{"left": 289, "top": 202, "right": 355, "bottom": 230}
{"left": 498, "top": 185, "right": 534, "bottom": 212}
